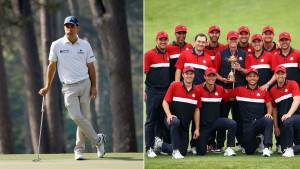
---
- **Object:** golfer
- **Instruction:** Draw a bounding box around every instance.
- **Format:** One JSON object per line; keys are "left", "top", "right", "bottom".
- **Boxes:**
{"left": 38, "top": 16, "right": 105, "bottom": 160}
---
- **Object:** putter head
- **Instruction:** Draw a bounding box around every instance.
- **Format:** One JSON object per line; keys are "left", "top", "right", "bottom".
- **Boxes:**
{"left": 33, "top": 158, "right": 41, "bottom": 162}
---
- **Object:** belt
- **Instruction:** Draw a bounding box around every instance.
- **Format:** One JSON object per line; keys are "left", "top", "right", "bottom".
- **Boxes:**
{"left": 62, "top": 78, "right": 88, "bottom": 85}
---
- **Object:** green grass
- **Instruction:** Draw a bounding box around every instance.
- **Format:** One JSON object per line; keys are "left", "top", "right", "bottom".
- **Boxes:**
{"left": 0, "top": 153, "right": 143, "bottom": 169}
{"left": 144, "top": 0, "right": 300, "bottom": 168}
{"left": 145, "top": 151, "right": 300, "bottom": 169}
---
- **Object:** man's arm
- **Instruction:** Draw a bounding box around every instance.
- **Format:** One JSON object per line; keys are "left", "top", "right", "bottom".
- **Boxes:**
{"left": 261, "top": 74, "right": 277, "bottom": 91}
{"left": 87, "top": 62, "right": 97, "bottom": 99}
{"left": 175, "top": 68, "right": 182, "bottom": 82}
{"left": 38, "top": 61, "right": 57, "bottom": 96}
{"left": 264, "top": 102, "right": 273, "bottom": 119}
{"left": 273, "top": 107, "right": 280, "bottom": 137}
{"left": 282, "top": 96, "right": 300, "bottom": 121}
{"left": 193, "top": 108, "right": 200, "bottom": 139}
{"left": 162, "top": 100, "right": 177, "bottom": 125}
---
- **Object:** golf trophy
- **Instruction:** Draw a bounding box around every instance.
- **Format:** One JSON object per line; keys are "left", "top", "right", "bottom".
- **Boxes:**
{"left": 227, "top": 55, "right": 237, "bottom": 82}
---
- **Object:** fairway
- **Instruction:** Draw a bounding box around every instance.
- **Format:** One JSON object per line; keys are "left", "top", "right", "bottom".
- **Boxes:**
{"left": 0, "top": 153, "right": 143, "bottom": 169}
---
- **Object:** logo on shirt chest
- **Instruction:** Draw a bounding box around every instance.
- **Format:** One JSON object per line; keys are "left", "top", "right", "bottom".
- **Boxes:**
{"left": 203, "top": 60, "right": 206, "bottom": 64}
{"left": 77, "top": 49, "right": 85, "bottom": 54}
{"left": 285, "top": 89, "right": 288, "bottom": 92}
{"left": 192, "top": 94, "right": 195, "bottom": 97}
{"left": 239, "top": 57, "right": 243, "bottom": 61}
{"left": 215, "top": 92, "right": 219, "bottom": 96}
{"left": 257, "top": 93, "right": 260, "bottom": 97}
{"left": 290, "top": 57, "right": 294, "bottom": 61}
{"left": 60, "top": 49, "right": 69, "bottom": 53}
{"left": 186, "top": 48, "right": 189, "bottom": 50}
{"left": 248, "top": 49, "right": 252, "bottom": 52}
{"left": 261, "top": 59, "right": 264, "bottom": 62}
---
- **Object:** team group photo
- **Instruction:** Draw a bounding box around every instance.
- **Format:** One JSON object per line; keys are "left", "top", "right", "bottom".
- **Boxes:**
{"left": 144, "top": 0, "right": 300, "bottom": 168}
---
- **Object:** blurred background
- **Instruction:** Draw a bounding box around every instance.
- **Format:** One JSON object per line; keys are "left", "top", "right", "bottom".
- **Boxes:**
{"left": 0, "top": 0, "right": 143, "bottom": 154}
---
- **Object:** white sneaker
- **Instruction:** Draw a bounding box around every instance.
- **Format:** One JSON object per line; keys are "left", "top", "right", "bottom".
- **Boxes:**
{"left": 282, "top": 147, "right": 294, "bottom": 157}
{"left": 269, "top": 147, "right": 273, "bottom": 155}
{"left": 224, "top": 147, "right": 236, "bottom": 156}
{"left": 96, "top": 133, "right": 106, "bottom": 158}
{"left": 242, "top": 148, "right": 246, "bottom": 154}
{"left": 262, "top": 148, "right": 271, "bottom": 157}
{"left": 235, "top": 145, "right": 243, "bottom": 152}
{"left": 147, "top": 148, "right": 157, "bottom": 158}
{"left": 172, "top": 149, "right": 184, "bottom": 159}
{"left": 276, "top": 145, "right": 282, "bottom": 154}
{"left": 257, "top": 134, "right": 264, "bottom": 153}
{"left": 154, "top": 137, "right": 162, "bottom": 153}
{"left": 74, "top": 150, "right": 84, "bottom": 160}
{"left": 187, "top": 147, "right": 197, "bottom": 155}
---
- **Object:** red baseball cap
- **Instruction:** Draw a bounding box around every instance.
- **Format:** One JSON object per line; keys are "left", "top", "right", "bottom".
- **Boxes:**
{"left": 279, "top": 32, "right": 291, "bottom": 40}
{"left": 156, "top": 31, "right": 168, "bottom": 39}
{"left": 251, "top": 34, "right": 263, "bottom": 42}
{"left": 227, "top": 31, "right": 239, "bottom": 40}
{"left": 262, "top": 26, "right": 274, "bottom": 33}
{"left": 246, "top": 68, "right": 259, "bottom": 75}
{"left": 205, "top": 67, "right": 217, "bottom": 76}
{"left": 183, "top": 66, "right": 195, "bottom": 73}
{"left": 208, "top": 25, "right": 220, "bottom": 33}
{"left": 238, "top": 26, "right": 250, "bottom": 34}
{"left": 175, "top": 25, "right": 187, "bottom": 33}
{"left": 275, "top": 65, "right": 286, "bottom": 73}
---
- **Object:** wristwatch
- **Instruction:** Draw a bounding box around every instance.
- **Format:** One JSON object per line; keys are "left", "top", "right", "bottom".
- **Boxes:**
{"left": 267, "top": 82, "right": 271, "bottom": 86}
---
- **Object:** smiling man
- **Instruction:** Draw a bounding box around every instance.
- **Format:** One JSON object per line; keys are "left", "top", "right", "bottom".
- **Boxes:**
{"left": 205, "top": 25, "right": 226, "bottom": 63}
{"left": 238, "top": 26, "right": 254, "bottom": 56}
{"left": 262, "top": 26, "right": 280, "bottom": 54}
{"left": 144, "top": 31, "right": 170, "bottom": 158}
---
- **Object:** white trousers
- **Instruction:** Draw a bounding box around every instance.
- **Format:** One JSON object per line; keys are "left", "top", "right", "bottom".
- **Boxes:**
{"left": 62, "top": 78, "right": 99, "bottom": 153}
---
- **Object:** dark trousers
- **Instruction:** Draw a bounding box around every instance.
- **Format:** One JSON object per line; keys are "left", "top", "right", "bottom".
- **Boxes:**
{"left": 145, "top": 87, "right": 167, "bottom": 151}
{"left": 243, "top": 117, "right": 273, "bottom": 155}
{"left": 196, "top": 118, "right": 237, "bottom": 155}
{"left": 217, "top": 101, "right": 242, "bottom": 148}
{"left": 161, "top": 117, "right": 189, "bottom": 156}
{"left": 280, "top": 114, "right": 300, "bottom": 154}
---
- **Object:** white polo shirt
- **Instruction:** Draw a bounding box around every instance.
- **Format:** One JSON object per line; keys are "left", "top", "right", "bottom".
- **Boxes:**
{"left": 49, "top": 35, "right": 96, "bottom": 84}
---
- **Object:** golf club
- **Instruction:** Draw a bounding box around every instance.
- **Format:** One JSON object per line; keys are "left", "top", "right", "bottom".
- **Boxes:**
{"left": 33, "top": 96, "right": 45, "bottom": 162}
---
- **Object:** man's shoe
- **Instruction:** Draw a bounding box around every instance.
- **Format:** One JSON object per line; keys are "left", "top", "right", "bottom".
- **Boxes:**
{"left": 214, "top": 147, "right": 222, "bottom": 154}
{"left": 207, "top": 145, "right": 216, "bottom": 152}
{"left": 96, "top": 133, "right": 106, "bottom": 158}
{"left": 276, "top": 145, "right": 282, "bottom": 154}
{"left": 224, "top": 147, "right": 236, "bottom": 156}
{"left": 187, "top": 147, "right": 197, "bottom": 155}
{"left": 282, "top": 147, "right": 294, "bottom": 157}
{"left": 172, "top": 149, "right": 184, "bottom": 159}
{"left": 75, "top": 150, "right": 84, "bottom": 160}
{"left": 147, "top": 148, "right": 157, "bottom": 158}
{"left": 257, "top": 134, "right": 264, "bottom": 153}
{"left": 262, "top": 148, "right": 271, "bottom": 157}
{"left": 269, "top": 147, "right": 273, "bottom": 155}
{"left": 154, "top": 137, "right": 162, "bottom": 154}
{"left": 160, "top": 151, "right": 170, "bottom": 155}
{"left": 235, "top": 145, "right": 243, "bottom": 152}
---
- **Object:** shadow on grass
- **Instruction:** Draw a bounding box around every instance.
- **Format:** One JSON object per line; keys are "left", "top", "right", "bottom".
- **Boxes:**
{"left": 84, "top": 157, "right": 143, "bottom": 161}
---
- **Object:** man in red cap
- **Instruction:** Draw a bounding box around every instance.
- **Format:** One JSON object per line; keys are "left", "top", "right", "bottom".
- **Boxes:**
{"left": 195, "top": 68, "right": 237, "bottom": 156}
{"left": 167, "top": 25, "right": 193, "bottom": 83}
{"left": 244, "top": 34, "right": 277, "bottom": 91}
{"left": 205, "top": 25, "right": 226, "bottom": 63}
{"left": 214, "top": 31, "right": 247, "bottom": 153}
{"left": 262, "top": 26, "right": 280, "bottom": 55}
{"left": 238, "top": 26, "right": 254, "bottom": 56}
{"left": 228, "top": 68, "right": 274, "bottom": 157}
{"left": 270, "top": 65, "right": 300, "bottom": 157}
{"left": 144, "top": 31, "right": 170, "bottom": 158}
{"left": 153, "top": 66, "right": 200, "bottom": 159}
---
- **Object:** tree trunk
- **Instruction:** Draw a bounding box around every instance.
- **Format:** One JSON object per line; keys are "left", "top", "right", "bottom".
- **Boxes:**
{"left": 40, "top": 0, "right": 65, "bottom": 153}
{"left": 88, "top": 0, "right": 137, "bottom": 152}
{"left": 67, "top": 0, "right": 79, "bottom": 17}
{"left": 0, "top": 37, "right": 15, "bottom": 154}
{"left": 11, "top": 0, "right": 50, "bottom": 154}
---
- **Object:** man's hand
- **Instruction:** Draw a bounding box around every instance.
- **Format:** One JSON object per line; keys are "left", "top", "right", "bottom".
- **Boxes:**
{"left": 275, "top": 127, "right": 280, "bottom": 137}
{"left": 221, "top": 78, "right": 232, "bottom": 84}
{"left": 282, "top": 114, "right": 291, "bottom": 121}
{"left": 144, "top": 90, "right": 147, "bottom": 101}
{"left": 167, "top": 115, "right": 177, "bottom": 125}
{"left": 265, "top": 113, "right": 273, "bottom": 119}
{"left": 90, "top": 87, "right": 98, "bottom": 99}
{"left": 232, "top": 62, "right": 243, "bottom": 72}
{"left": 260, "top": 84, "right": 270, "bottom": 91}
{"left": 39, "top": 87, "right": 50, "bottom": 96}
{"left": 193, "top": 130, "right": 200, "bottom": 139}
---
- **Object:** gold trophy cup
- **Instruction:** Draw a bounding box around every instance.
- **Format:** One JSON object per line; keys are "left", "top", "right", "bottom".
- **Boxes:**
{"left": 227, "top": 55, "right": 237, "bottom": 82}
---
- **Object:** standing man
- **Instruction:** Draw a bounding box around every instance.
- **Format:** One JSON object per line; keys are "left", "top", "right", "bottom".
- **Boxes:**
{"left": 205, "top": 25, "right": 226, "bottom": 63}
{"left": 144, "top": 31, "right": 170, "bottom": 158}
{"left": 214, "top": 31, "right": 247, "bottom": 153}
{"left": 262, "top": 26, "right": 280, "bottom": 54}
{"left": 238, "top": 26, "right": 254, "bottom": 56}
{"left": 167, "top": 25, "right": 193, "bottom": 83}
{"left": 196, "top": 68, "right": 237, "bottom": 156}
{"left": 39, "top": 16, "right": 105, "bottom": 160}
{"left": 175, "top": 33, "right": 212, "bottom": 153}
{"left": 154, "top": 66, "right": 201, "bottom": 159}
{"left": 229, "top": 68, "right": 274, "bottom": 157}
{"left": 270, "top": 65, "right": 300, "bottom": 157}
